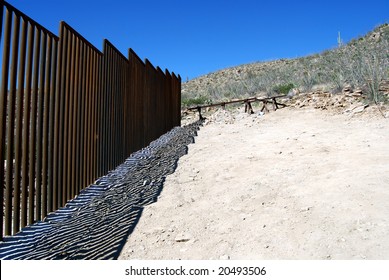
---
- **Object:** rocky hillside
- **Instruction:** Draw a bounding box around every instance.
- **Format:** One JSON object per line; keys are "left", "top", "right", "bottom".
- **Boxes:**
{"left": 182, "top": 24, "right": 389, "bottom": 107}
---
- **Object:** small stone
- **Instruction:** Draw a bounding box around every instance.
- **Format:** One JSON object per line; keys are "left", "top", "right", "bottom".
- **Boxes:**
{"left": 152, "top": 227, "right": 165, "bottom": 234}
{"left": 239, "top": 213, "right": 251, "bottom": 220}
{"left": 175, "top": 232, "right": 192, "bottom": 242}
{"left": 300, "top": 206, "right": 312, "bottom": 212}
{"left": 219, "top": 255, "right": 230, "bottom": 260}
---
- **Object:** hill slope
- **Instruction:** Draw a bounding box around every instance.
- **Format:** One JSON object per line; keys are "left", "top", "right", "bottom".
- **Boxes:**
{"left": 182, "top": 24, "right": 389, "bottom": 107}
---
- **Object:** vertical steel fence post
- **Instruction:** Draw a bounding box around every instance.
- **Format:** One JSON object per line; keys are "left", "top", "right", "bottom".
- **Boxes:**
{"left": 21, "top": 23, "right": 34, "bottom": 229}
{"left": 0, "top": 5, "right": 12, "bottom": 238}
{"left": 13, "top": 15, "right": 28, "bottom": 234}
{"left": 5, "top": 11, "right": 20, "bottom": 235}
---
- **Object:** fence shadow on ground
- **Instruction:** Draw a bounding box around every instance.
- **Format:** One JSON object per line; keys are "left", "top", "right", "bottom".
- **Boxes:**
{"left": 0, "top": 121, "right": 203, "bottom": 259}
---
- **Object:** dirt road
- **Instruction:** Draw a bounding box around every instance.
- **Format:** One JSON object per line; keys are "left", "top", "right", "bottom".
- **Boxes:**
{"left": 119, "top": 107, "right": 389, "bottom": 260}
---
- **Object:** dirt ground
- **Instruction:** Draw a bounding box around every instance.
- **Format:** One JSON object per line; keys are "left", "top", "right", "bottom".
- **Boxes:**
{"left": 119, "top": 106, "right": 389, "bottom": 260}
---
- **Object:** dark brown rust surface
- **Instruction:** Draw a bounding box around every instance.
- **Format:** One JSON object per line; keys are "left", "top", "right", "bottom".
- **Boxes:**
{"left": 0, "top": 1, "right": 181, "bottom": 239}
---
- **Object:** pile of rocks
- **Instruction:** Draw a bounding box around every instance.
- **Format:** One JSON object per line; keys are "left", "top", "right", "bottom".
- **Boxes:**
{"left": 379, "top": 80, "right": 389, "bottom": 97}
{"left": 288, "top": 90, "right": 364, "bottom": 111}
{"left": 204, "top": 108, "right": 236, "bottom": 125}
{"left": 287, "top": 83, "right": 389, "bottom": 117}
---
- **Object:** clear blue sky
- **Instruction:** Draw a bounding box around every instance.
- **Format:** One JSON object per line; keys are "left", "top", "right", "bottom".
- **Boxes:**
{"left": 6, "top": 0, "right": 388, "bottom": 80}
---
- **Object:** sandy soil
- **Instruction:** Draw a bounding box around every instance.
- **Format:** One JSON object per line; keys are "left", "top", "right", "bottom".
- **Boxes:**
{"left": 119, "top": 106, "right": 389, "bottom": 260}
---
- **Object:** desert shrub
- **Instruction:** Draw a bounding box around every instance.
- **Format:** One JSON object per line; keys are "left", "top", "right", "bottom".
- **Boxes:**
{"left": 181, "top": 95, "right": 210, "bottom": 108}
{"left": 273, "top": 83, "right": 295, "bottom": 95}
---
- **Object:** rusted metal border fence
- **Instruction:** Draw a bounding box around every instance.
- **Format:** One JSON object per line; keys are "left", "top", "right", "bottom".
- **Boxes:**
{"left": 0, "top": 1, "right": 181, "bottom": 239}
